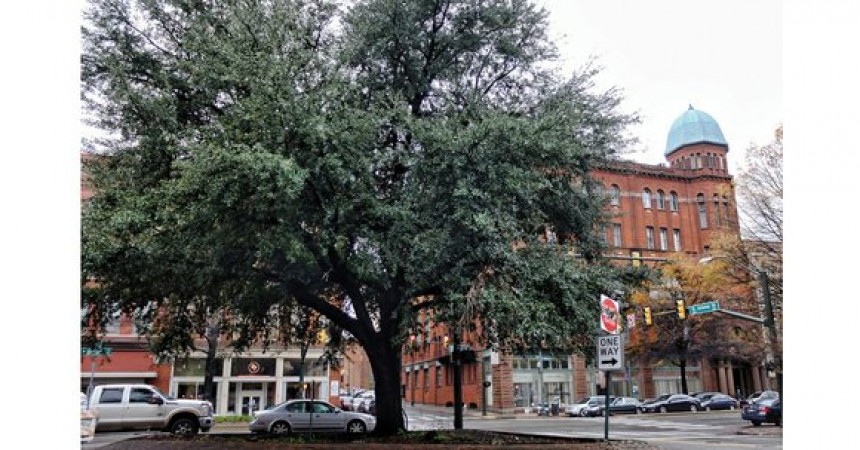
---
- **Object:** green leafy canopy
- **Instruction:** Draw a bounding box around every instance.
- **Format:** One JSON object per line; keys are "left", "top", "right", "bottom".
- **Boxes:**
{"left": 82, "top": 0, "right": 640, "bottom": 434}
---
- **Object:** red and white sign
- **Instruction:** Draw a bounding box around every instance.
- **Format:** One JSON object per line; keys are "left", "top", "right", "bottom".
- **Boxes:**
{"left": 600, "top": 294, "right": 620, "bottom": 335}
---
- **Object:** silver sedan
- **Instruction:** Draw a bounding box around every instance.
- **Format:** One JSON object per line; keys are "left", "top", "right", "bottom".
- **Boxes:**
{"left": 249, "top": 399, "right": 376, "bottom": 435}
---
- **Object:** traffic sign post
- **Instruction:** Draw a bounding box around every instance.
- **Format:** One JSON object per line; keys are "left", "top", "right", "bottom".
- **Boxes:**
{"left": 688, "top": 301, "right": 721, "bottom": 315}
{"left": 597, "top": 335, "right": 624, "bottom": 371}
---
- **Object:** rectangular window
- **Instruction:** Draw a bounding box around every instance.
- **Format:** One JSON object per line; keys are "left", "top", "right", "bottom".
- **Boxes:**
{"left": 424, "top": 368, "right": 429, "bottom": 388}
{"left": 436, "top": 366, "right": 443, "bottom": 387}
{"left": 698, "top": 202, "right": 708, "bottom": 229}
{"left": 673, "top": 229, "right": 682, "bottom": 251}
{"left": 646, "top": 227, "right": 655, "bottom": 249}
{"left": 613, "top": 224, "right": 622, "bottom": 247}
{"left": 659, "top": 228, "right": 668, "bottom": 251}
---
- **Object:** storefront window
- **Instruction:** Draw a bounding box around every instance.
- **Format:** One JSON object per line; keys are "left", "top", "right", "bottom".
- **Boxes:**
{"left": 282, "top": 358, "right": 327, "bottom": 377}
{"left": 174, "top": 357, "right": 224, "bottom": 377}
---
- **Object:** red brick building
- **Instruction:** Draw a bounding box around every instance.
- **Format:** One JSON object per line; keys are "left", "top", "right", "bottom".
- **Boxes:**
{"left": 400, "top": 106, "right": 774, "bottom": 412}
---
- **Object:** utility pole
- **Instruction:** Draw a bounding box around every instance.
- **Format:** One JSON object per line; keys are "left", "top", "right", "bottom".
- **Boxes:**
{"left": 758, "top": 270, "right": 782, "bottom": 403}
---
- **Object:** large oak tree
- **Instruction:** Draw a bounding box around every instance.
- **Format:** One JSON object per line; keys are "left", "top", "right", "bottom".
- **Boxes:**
{"left": 82, "top": 0, "right": 638, "bottom": 434}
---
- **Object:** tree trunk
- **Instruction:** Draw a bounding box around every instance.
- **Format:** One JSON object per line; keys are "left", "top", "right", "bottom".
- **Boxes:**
{"left": 202, "top": 323, "right": 219, "bottom": 402}
{"left": 452, "top": 334, "right": 463, "bottom": 429}
{"left": 364, "top": 335, "right": 405, "bottom": 436}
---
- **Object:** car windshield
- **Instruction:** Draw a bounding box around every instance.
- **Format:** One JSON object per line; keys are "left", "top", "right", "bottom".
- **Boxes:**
{"left": 150, "top": 386, "right": 176, "bottom": 401}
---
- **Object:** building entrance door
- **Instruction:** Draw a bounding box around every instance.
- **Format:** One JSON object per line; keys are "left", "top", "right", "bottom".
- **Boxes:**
{"left": 241, "top": 393, "right": 263, "bottom": 415}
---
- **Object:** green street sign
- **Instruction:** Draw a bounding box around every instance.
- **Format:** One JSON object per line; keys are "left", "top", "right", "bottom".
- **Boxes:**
{"left": 689, "top": 301, "right": 720, "bottom": 315}
{"left": 82, "top": 346, "right": 113, "bottom": 357}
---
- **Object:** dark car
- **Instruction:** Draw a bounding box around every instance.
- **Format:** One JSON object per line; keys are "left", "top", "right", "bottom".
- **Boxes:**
{"left": 739, "top": 390, "right": 778, "bottom": 407}
{"left": 638, "top": 394, "right": 700, "bottom": 413}
{"left": 582, "top": 397, "right": 613, "bottom": 417}
{"left": 741, "top": 397, "right": 781, "bottom": 426}
{"left": 637, "top": 394, "right": 670, "bottom": 413}
{"left": 698, "top": 393, "right": 738, "bottom": 411}
{"left": 603, "top": 396, "right": 641, "bottom": 415}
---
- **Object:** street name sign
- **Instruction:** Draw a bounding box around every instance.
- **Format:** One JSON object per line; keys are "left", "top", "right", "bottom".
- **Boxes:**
{"left": 597, "top": 335, "right": 624, "bottom": 371}
{"left": 82, "top": 346, "right": 113, "bottom": 357}
{"left": 689, "top": 301, "right": 721, "bottom": 315}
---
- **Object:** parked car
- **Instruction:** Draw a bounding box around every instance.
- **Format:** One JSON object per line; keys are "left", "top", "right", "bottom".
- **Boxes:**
{"left": 363, "top": 398, "right": 377, "bottom": 416}
{"left": 249, "top": 399, "right": 376, "bottom": 435}
{"left": 699, "top": 393, "right": 738, "bottom": 411}
{"left": 637, "top": 394, "right": 671, "bottom": 413}
{"left": 741, "top": 397, "right": 781, "bottom": 426}
{"left": 603, "top": 396, "right": 642, "bottom": 415}
{"left": 692, "top": 391, "right": 721, "bottom": 401}
{"left": 566, "top": 396, "right": 610, "bottom": 417}
{"left": 350, "top": 391, "right": 375, "bottom": 412}
{"left": 739, "top": 390, "right": 778, "bottom": 407}
{"left": 638, "top": 394, "right": 700, "bottom": 413}
{"left": 340, "top": 389, "right": 366, "bottom": 410}
{"left": 582, "top": 396, "right": 613, "bottom": 417}
{"left": 87, "top": 384, "right": 214, "bottom": 435}
{"left": 357, "top": 392, "right": 376, "bottom": 414}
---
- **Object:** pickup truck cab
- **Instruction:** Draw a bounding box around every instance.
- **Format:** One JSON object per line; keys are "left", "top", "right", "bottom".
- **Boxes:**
{"left": 88, "top": 384, "right": 214, "bottom": 435}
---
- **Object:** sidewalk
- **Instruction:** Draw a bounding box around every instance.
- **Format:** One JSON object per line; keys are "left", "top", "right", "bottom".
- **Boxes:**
{"left": 404, "top": 402, "right": 519, "bottom": 419}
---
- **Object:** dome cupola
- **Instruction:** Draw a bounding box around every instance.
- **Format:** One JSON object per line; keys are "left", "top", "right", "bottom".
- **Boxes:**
{"left": 665, "top": 105, "right": 728, "bottom": 156}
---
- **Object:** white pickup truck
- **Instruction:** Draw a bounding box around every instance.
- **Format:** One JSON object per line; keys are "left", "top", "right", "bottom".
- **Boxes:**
{"left": 87, "top": 384, "right": 214, "bottom": 435}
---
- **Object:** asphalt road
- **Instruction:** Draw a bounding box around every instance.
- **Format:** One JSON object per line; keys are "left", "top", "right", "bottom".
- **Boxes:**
{"left": 82, "top": 408, "right": 782, "bottom": 450}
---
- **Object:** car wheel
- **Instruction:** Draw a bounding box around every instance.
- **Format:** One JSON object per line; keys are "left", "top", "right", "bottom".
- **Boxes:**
{"left": 751, "top": 420, "right": 762, "bottom": 427}
{"left": 170, "top": 417, "right": 199, "bottom": 436}
{"left": 659, "top": 406, "right": 667, "bottom": 414}
{"left": 271, "top": 421, "right": 291, "bottom": 435}
{"left": 347, "top": 420, "right": 367, "bottom": 434}
{"left": 775, "top": 417, "right": 782, "bottom": 427}
{"left": 580, "top": 409, "right": 588, "bottom": 417}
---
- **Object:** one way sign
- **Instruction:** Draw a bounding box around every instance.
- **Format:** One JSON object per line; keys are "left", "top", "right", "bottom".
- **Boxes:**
{"left": 597, "top": 335, "right": 624, "bottom": 371}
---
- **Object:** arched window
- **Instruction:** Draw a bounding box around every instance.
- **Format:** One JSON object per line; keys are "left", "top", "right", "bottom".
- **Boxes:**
{"left": 669, "top": 191, "right": 679, "bottom": 211}
{"left": 656, "top": 190, "right": 665, "bottom": 209}
{"left": 697, "top": 194, "right": 708, "bottom": 229}
{"left": 642, "top": 188, "right": 652, "bottom": 209}
{"left": 610, "top": 185, "right": 620, "bottom": 206}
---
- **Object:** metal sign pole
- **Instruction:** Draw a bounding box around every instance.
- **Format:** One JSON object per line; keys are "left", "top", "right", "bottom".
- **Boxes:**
{"left": 604, "top": 370, "right": 611, "bottom": 440}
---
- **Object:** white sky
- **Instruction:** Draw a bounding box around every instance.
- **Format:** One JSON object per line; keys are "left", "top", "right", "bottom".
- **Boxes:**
{"left": 537, "top": 0, "right": 782, "bottom": 174}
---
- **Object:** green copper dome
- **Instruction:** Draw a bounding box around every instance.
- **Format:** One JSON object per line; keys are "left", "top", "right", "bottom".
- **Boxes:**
{"left": 665, "top": 105, "right": 728, "bottom": 156}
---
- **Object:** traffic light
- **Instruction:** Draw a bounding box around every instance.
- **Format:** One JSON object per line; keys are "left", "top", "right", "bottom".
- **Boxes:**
{"left": 676, "top": 299, "right": 686, "bottom": 320}
{"left": 643, "top": 307, "right": 652, "bottom": 325}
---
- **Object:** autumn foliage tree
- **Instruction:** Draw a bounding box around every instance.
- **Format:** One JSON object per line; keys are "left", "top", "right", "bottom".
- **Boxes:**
{"left": 626, "top": 254, "right": 765, "bottom": 394}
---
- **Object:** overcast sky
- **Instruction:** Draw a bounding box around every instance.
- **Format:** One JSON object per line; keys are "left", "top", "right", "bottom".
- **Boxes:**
{"left": 537, "top": 0, "right": 782, "bottom": 174}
